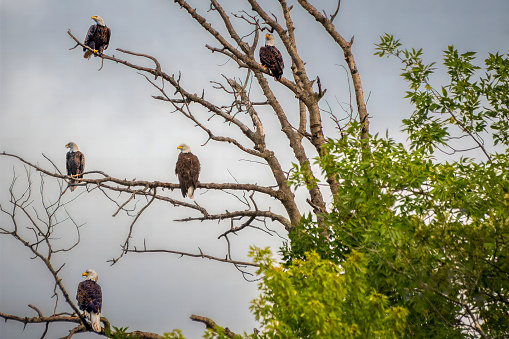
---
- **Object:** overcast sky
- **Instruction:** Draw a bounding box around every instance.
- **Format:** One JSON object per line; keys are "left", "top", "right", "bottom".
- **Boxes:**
{"left": 1, "top": 0, "right": 508, "bottom": 338}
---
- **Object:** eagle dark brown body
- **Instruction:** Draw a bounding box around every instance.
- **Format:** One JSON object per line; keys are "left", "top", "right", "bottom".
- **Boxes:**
{"left": 66, "top": 142, "right": 85, "bottom": 192}
{"left": 260, "top": 45, "right": 284, "bottom": 80}
{"left": 83, "top": 22, "right": 111, "bottom": 58}
{"left": 66, "top": 151, "right": 85, "bottom": 179}
{"left": 76, "top": 280, "right": 102, "bottom": 315}
{"left": 76, "top": 269, "right": 102, "bottom": 332}
{"left": 175, "top": 151, "right": 201, "bottom": 199}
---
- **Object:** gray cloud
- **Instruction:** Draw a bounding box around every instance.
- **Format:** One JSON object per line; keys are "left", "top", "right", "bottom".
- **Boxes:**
{"left": 1, "top": 0, "right": 508, "bottom": 338}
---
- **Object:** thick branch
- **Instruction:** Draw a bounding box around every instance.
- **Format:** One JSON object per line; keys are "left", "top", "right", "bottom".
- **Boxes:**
{"left": 1, "top": 152, "right": 281, "bottom": 198}
{"left": 170, "top": 2, "right": 301, "bottom": 94}
{"left": 0, "top": 311, "right": 161, "bottom": 339}
{"left": 252, "top": 70, "right": 326, "bottom": 216}
{"left": 67, "top": 31, "right": 304, "bottom": 227}
{"left": 248, "top": 0, "right": 338, "bottom": 199}
{"left": 190, "top": 314, "right": 237, "bottom": 338}
{"left": 0, "top": 311, "right": 81, "bottom": 325}
{"left": 297, "top": 0, "right": 369, "bottom": 141}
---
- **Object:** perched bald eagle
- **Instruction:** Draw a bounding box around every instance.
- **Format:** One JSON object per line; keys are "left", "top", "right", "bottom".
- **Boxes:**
{"left": 76, "top": 269, "right": 102, "bottom": 332}
{"left": 259, "top": 33, "right": 284, "bottom": 80}
{"left": 65, "top": 142, "right": 85, "bottom": 192}
{"left": 175, "top": 144, "right": 201, "bottom": 199}
{"left": 83, "top": 16, "right": 111, "bottom": 59}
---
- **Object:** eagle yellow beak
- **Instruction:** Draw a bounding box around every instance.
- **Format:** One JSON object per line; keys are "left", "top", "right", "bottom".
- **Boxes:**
{"left": 65, "top": 144, "right": 69, "bottom": 148}
{"left": 82, "top": 272, "right": 88, "bottom": 276}
{"left": 91, "top": 16, "right": 96, "bottom": 20}
{"left": 265, "top": 33, "right": 270, "bottom": 38}
{"left": 177, "top": 146, "right": 183, "bottom": 150}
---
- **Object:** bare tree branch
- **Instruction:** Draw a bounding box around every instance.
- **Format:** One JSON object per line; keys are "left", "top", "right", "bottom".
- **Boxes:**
{"left": 330, "top": 0, "right": 341, "bottom": 23}
{"left": 0, "top": 168, "right": 165, "bottom": 338}
{"left": 190, "top": 314, "right": 239, "bottom": 338}
{"left": 296, "top": 0, "right": 369, "bottom": 141}
{"left": 124, "top": 247, "right": 258, "bottom": 267}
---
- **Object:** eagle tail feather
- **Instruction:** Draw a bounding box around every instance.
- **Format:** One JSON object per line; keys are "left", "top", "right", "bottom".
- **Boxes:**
{"left": 187, "top": 186, "right": 195, "bottom": 199}
{"left": 91, "top": 312, "right": 101, "bottom": 332}
{"left": 69, "top": 177, "right": 77, "bottom": 192}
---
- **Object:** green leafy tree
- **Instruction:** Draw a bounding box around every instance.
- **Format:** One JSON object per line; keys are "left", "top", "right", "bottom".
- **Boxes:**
{"left": 374, "top": 34, "right": 509, "bottom": 155}
{"left": 2, "top": 1, "right": 508, "bottom": 337}
{"left": 283, "top": 37, "right": 509, "bottom": 338}
{"left": 181, "top": 38, "right": 509, "bottom": 338}
{"left": 249, "top": 248, "right": 407, "bottom": 338}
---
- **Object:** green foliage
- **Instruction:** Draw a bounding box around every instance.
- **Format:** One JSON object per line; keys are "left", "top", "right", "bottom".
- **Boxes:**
{"left": 284, "top": 114, "right": 509, "bottom": 336}
{"left": 285, "top": 37, "right": 509, "bottom": 337}
{"left": 289, "top": 161, "right": 320, "bottom": 190}
{"left": 105, "top": 326, "right": 139, "bottom": 339}
{"left": 166, "top": 34, "right": 509, "bottom": 339}
{"left": 163, "top": 327, "right": 257, "bottom": 339}
{"left": 375, "top": 34, "right": 509, "bottom": 151}
{"left": 163, "top": 329, "right": 186, "bottom": 339}
{"left": 202, "top": 327, "right": 256, "bottom": 339}
{"left": 482, "top": 52, "right": 509, "bottom": 145}
{"left": 281, "top": 213, "right": 349, "bottom": 265}
{"left": 249, "top": 247, "right": 408, "bottom": 338}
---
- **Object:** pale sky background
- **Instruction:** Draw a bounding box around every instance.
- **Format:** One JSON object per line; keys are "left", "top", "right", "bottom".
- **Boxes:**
{"left": 1, "top": 0, "right": 508, "bottom": 338}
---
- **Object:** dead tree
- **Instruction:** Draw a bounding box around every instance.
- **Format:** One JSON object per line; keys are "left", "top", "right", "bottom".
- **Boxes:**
{"left": 64, "top": 0, "right": 369, "bottom": 243}
{"left": 0, "top": 167, "right": 162, "bottom": 338}
{"left": 1, "top": 0, "right": 369, "bottom": 336}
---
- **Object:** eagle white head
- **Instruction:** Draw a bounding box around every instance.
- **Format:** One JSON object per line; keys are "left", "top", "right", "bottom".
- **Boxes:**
{"left": 91, "top": 15, "right": 106, "bottom": 26}
{"left": 82, "top": 269, "right": 98, "bottom": 282}
{"left": 65, "top": 142, "right": 79, "bottom": 152}
{"left": 264, "top": 33, "right": 275, "bottom": 47}
{"left": 177, "top": 144, "right": 192, "bottom": 153}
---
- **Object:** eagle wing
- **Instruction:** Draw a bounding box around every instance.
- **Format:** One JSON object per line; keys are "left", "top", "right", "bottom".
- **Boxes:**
{"left": 104, "top": 26, "right": 111, "bottom": 50}
{"left": 260, "top": 46, "right": 284, "bottom": 80}
{"left": 76, "top": 280, "right": 102, "bottom": 314}
{"left": 83, "top": 24, "right": 97, "bottom": 51}
{"left": 273, "top": 47, "right": 284, "bottom": 71}
{"left": 77, "top": 151, "right": 85, "bottom": 178}
{"left": 94, "top": 26, "right": 111, "bottom": 53}
{"left": 190, "top": 153, "right": 201, "bottom": 187}
{"left": 66, "top": 152, "right": 72, "bottom": 176}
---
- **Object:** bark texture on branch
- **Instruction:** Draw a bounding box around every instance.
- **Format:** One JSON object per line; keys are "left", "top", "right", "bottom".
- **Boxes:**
{"left": 190, "top": 314, "right": 238, "bottom": 338}
{"left": 297, "top": 0, "right": 370, "bottom": 141}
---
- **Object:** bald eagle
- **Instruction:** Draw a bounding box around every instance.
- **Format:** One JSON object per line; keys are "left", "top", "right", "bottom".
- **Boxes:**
{"left": 76, "top": 269, "right": 102, "bottom": 332}
{"left": 65, "top": 142, "right": 85, "bottom": 192}
{"left": 175, "top": 144, "right": 201, "bottom": 199}
{"left": 259, "top": 33, "right": 284, "bottom": 80}
{"left": 83, "top": 16, "right": 111, "bottom": 59}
